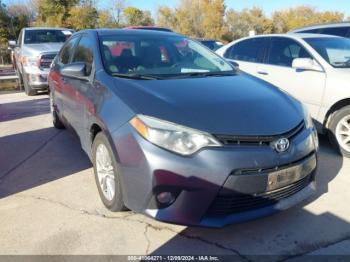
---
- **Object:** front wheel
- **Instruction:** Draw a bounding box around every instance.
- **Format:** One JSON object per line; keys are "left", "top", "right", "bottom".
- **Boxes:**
{"left": 328, "top": 106, "right": 350, "bottom": 158}
{"left": 23, "top": 73, "right": 36, "bottom": 96}
{"left": 50, "top": 92, "right": 65, "bottom": 129}
{"left": 92, "top": 132, "right": 127, "bottom": 211}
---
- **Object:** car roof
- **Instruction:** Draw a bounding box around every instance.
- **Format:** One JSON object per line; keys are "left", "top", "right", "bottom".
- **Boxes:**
{"left": 194, "top": 38, "right": 218, "bottom": 42}
{"left": 125, "top": 26, "right": 173, "bottom": 31}
{"left": 291, "top": 22, "right": 350, "bottom": 32}
{"left": 287, "top": 33, "right": 342, "bottom": 39}
{"left": 24, "top": 27, "right": 74, "bottom": 31}
{"left": 238, "top": 33, "right": 341, "bottom": 41}
{"left": 82, "top": 28, "right": 180, "bottom": 37}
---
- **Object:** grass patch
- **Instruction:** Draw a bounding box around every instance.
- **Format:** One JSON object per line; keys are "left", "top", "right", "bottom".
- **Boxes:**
{"left": 0, "top": 64, "right": 12, "bottom": 68}
{"left": 0, "top": 80, "right": 19, "bottom": 91}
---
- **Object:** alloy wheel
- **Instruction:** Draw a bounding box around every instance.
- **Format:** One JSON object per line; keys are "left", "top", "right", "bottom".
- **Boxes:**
{"left": 335, "top": 115, "right": 350, "bottom": 153}
{"left": 95, "top": 143, "right": 115, "bottom": 201}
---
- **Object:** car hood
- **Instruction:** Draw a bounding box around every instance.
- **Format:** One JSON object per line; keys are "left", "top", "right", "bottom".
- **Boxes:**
{"left": 22, "top": 43, "right": 64, "bottom": 55}
{"left": 112, "top": 74, "right": 303, "bottom": 136}
{"left": 333, "top": 68, "right": 350, "bottom": 74}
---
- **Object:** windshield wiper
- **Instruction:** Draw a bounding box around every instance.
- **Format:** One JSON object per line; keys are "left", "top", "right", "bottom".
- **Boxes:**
{"left": 168, "top": 71, "right": 236, "bottom": 79}
{"left": 191, "top": 71, "right": 236, "bottom": 77}
{"left": 111, "top": 73, "right": 162, "bottom": 80}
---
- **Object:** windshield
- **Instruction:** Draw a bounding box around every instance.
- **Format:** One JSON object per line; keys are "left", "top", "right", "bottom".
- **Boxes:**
{"left": 304, "top": 37, "right": 350, "bottom": 68}
{"left": 99, "top": 34, "right": 234, "bottom": 79}
{"left": 24, "top": 29, "right": 73, "bottom": 44}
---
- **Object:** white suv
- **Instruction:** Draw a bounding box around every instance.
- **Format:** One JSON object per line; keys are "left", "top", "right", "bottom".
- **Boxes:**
{"left": 216, "top": 33, "right": 350, "bottom": 157}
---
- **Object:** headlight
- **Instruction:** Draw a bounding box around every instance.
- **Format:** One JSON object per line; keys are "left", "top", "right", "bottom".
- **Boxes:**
{"left": 130, "top": 115, "right": 222, "bottom": 156}
{"left": 22, "top": 55, "right": 39, "bottom": 67}
{"left": 302, "top": 104, "right": 319, "bottom": 150}
{"left": 302, "top": 104, "right": 314, "bottom": 129}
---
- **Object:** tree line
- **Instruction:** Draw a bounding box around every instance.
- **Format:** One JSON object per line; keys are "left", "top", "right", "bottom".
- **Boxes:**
{"left": 0, "top": 0, "right": 349, "bottom": 48}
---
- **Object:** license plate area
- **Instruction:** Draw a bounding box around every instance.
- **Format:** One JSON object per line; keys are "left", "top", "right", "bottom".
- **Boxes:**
{"left": 266, "top": 155, "right": 316, "bottom": 191}
{"left": 267, "top": 165, "right": 303, "bottom": 191}
{"left": 221, "top": 154, "right": 317, "bottom": 195}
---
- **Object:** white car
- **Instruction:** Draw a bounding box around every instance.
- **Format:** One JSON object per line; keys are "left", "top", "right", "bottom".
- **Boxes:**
{"left": 216, "top": 33, "right": 350, "bottom": 157}
{"left": 290, "top": 22, "right": 350, "bottom": 38}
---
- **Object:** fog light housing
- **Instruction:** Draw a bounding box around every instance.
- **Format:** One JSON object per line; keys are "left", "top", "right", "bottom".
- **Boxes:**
{"left": 156, "top": 192, "right": 175, "bottom": 205}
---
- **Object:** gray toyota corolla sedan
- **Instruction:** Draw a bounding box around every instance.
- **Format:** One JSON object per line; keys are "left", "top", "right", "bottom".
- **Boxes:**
{"left": 48, "top": 29, "right": 318, "bottom": 227}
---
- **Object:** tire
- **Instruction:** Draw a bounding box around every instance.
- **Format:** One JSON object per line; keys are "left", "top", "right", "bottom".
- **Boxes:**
{"left": 92, "top": 132, "right": 127, "bottom": 211}
{"left": 50, "top": 92, "right": 65, "bottom": 129}
{"left": 16, "top": 70, "right": 23, "bottom": 90}
{"left": 328, "top": 105, "right": 350, "bottom": 158}
{"left": 23, "top": 73, "right": 36, "bottom": 96}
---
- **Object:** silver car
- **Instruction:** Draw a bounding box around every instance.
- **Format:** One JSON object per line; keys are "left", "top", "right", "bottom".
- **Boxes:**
{"left": 9, "top": 27, "right": 74, "bottom": 95}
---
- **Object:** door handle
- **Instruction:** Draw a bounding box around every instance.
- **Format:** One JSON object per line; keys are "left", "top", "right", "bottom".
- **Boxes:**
{"left": 257, "top": 70, "right": 269, "bottom": 75}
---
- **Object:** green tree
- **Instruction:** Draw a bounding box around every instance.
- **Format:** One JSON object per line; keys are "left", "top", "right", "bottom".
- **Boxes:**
{"left": 10, "top": 14, "right": 29, "bottom": 39}
{"left": 272, "top": 6, "right": 344, "bottom": 33}
{"left": 98, "top": 10, "right": 118, "bottom": 28}
{"left": 35, "top": 0, "right": 79, "bottom": 27}
{"left": 0, "top": 0, "right": 10, "bottom": 46}
{"left": 202, "top": 0, "right": 226, "bottom": 40}
{"left": 108, "top": 0, "right": 127, "bottom": 25}
{"left": 123, "top": 6, "right": 154, "bottom": 26}
{"left": 157, "top": 0, "right": 227, "bottom": 40}
{"left": 156, "top": 6, "right": 177, "bottom": 29}
{"left": 225, "top": 7, "right": 273, "bottom": 40}
{"left": 66, "top": 5, "right": 98, "bottom": 30}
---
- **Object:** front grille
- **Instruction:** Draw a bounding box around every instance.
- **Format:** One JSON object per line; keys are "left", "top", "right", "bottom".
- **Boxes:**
{"left": 215, "top": 121, "right": 304, "bottom": 146}
{"left": 39, "top": 53, "right": 57, "bottom": 68}
{"left": 207, "top": 174, "right": 312, "bottom": 216}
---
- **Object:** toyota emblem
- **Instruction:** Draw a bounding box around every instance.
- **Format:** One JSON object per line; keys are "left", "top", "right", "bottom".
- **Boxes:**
{"left": 273, "top": 138, "right": 290, "bottom": 153}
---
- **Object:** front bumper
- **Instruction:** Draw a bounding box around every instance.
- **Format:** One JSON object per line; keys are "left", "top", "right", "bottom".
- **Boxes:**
{"left": 111, "top": 123, "right": 317, "bottom": 227}
{"left": 23, "top": 66, "right": 49, "bottom": 90}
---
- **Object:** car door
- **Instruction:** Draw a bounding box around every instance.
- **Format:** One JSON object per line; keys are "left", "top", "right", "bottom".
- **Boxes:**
{"left": 51, "top": 35, "right": 80, "bottom": 119}
{"left": 223, "top": 37, "right": 269, "bottom": 78}
{"left": 63, "top": 34, "right": 95, "bottom": 147}
{"left": 255, "top": 37, "right": 326, "bottom": 119}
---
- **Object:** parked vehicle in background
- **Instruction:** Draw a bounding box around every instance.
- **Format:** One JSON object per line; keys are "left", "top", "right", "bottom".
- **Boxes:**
{"left": 194, "top": 38, "right": 224, "bottom": 51}
{"left": 216, "top": 33, "right": 350, "bottom": 157}
{"left": 9, "top": 27, "right": 74, "bottom": 96}
{"left": 290, "top": 23, "right": 350, "bottom": 38}
{"left": 49, "top": 29, "right": 318, "bottom": 227}
{"left": 125, "top": 26, "right": 173, "bottom": 32}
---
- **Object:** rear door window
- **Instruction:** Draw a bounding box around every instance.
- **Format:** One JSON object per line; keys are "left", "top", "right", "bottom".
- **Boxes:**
{"left": 266, "top": 37, "right": 312, "bottom": 67}
{"left": 225, "top": 38, "right": 268, "bottom": 63}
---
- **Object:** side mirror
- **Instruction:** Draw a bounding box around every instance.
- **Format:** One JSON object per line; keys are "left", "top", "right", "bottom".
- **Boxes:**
{"left": 292, "top": 58, "right": 323, "bottom": 72}
{"left": 229, "top": 60, "right": 239, "bottom": 69}
{"left": 8, "top": 40, "right": 17, "bottom": 48}
{"left": 60, "top": 62, "right": 88, "bottom": 79}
